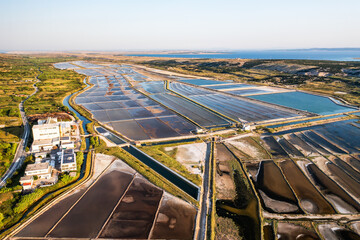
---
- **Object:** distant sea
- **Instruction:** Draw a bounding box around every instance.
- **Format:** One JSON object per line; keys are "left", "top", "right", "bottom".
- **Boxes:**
{"left": 125, "top": 50, "right": 360, "bottom": 61}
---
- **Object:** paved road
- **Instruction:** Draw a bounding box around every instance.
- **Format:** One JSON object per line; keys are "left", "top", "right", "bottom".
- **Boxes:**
{"left": 196, "top": 141, "right": 212, "bottom": 240}
{"left": 0, "top": 77, "right": 39, "bottom": 187}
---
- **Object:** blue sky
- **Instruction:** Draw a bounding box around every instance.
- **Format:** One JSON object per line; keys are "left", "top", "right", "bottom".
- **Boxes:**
{"left": 1, "top": 0, "right": 359, "bottom": 51}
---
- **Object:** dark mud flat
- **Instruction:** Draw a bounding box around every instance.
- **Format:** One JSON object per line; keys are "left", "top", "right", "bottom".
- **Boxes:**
{"left": 99, "top": 177, "right": 163, "bottom": 239}
{"left": 159, "top": 116, "right": 195, "bottom": 135}
{"left": 150, "top": 194, "right": 197, "bottom": 240}
{"left": 345, "top": 156, "right": 360, "bottom": 172}
{"left": 15, "top": 188, "right": 87, "bottom": 238}
{"left": 151, "top": 93, "right": 230, "bottom": 127}
{"left": 190, "top": 93, "right": 297, "bottom": 122}
{"left": 256, "top": 161, "right": 299, "bottom": 211}
{"left": 277, "top": 222, "right": 320, "bottom": 240}
{"left": 334, "top": 228, "right": 360, "bottom": 240}
{"left": 216, "top": 143, "right": 237, "bottom": 162}
{"left": 303, "top": 130, "right": 347, "bottom": 154}
{"left": 297, "top": 132, "right": 331, "bottom": 155}
{"left": 278, "top": 138, "right": 304, "bottom": 158}
{"left": 332, "top": 157, "right": 360, "bottom": 182}
{"left": 279, "top": 160, "right": 335, "bottom": 214}
{"left": 137, "top": 118, "right": 180, "bottom": 138}
{"left": 106, "top": 109, "right": 133, "bottom": 121}
{"left": 48, "top": 171, "right": 134, "bottom": 238}
{"left": 307, "top": 163, "right": 360, "bottom": 212}
{"left": 110, "top": 120, "right": 150, "bottom": 140}
{"left": 327, "top": 162, "right": 360, "bottom": 199}
{"left": 128, "top": 107, "right": 155, "bottom": 119}
{"left": 261, "top": 136, "right": 288, "bottom": 158}
{"left": 286, "top": 133, "right": 317, "bottom": 155}
{"left": 315, "top": 122, "right": 360, "bottom": 154}
{"left": 263, "top": 225, "right": 275, "bottom": 240}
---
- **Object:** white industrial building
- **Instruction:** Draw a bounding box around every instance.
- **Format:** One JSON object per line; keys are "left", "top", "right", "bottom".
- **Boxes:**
{"left": 60, "top": 149, "right": 77, "bottom": 172}
{"left": 24, "top": 162, "right": 52, "bottom": 179}
{"left": 20, "top": 117, "right": 80, "bottom": 190}
{"left": 31, "top": 118, "right": 79, "bottom": 152}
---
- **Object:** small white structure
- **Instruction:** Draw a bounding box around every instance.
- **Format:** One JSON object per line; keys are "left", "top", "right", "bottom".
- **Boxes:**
{"left": 59, "top": 136, "right": 74, "bottom": 150}
{"left": 19, "top": 176, "right": 33, "bottom": 191}
{"left": 24, "top": 162, "right": 52, "bottom": 179}
{"left": 60, "top": 149, "right": 77, "bottom": 172}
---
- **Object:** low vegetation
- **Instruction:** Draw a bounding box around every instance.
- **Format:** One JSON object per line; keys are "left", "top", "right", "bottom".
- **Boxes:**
{"left": 0, "top": 142, "right": 17, "bottom": 177}
{"left": 215, "top": 216, "right": 242, "bottom": 240}
{"left": 24, "top": 57, "right": 85, "bottom": 115}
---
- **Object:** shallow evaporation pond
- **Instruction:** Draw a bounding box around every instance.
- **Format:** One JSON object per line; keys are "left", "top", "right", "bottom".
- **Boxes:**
{"left": 206, "top": 83, "right": 255, "bottom": 90}
{"left": 248, "top": 91, "right": 355, "bottom": 115}
{"left": 267, "top": 114, "right": 347, "bottom": 128}
{"left": 178, "top": 78, "right": 233, "bottom": 86}
{"left": 96, "top": 127, "right": 126, "bottom": 145}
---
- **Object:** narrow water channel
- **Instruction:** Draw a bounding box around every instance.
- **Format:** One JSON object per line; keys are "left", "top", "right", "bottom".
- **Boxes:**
{"left": 62, "top": 78, "right": 91, "bottom": 177}
{"left": 122, "top": 145, "right": 200, "bottom": 200}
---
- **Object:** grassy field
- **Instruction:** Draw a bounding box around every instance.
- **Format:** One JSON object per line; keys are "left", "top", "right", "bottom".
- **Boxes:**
{"left": 0, "top": 54, "right": 86, "bottom": 182}
{"left": 23, "top": 57, "right": 85, "bottom": 115}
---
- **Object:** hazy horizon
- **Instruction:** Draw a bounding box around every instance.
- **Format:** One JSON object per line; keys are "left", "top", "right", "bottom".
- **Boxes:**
{"left": 1, "top": 0, "right": 360, "bottom": 51}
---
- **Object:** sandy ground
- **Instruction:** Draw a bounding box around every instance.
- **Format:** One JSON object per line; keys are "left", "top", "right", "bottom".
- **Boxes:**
{"left": 226, "top": 138, "right": 268, "bottom": 159}
{"left": 296, "top": 159, "right": 312, "bottom": 175}
{"left": 311, "top": 156, "right": 330, "bottom": 173}
{"left": 93, "top": 154, "right": 116, "bottom": 177}
{"left": 284, "top": 134, "right": 320, "bottom": 157}
{"left": 351, "top": 221, "right": 360, "bottom": 235}
{"left": 277, "top": 222, "right": 320, "bottom": 240}
{"left": 151, "top": 192, "right": 197, "bottom": 239}
{"left": 164, "top": 142, "right": 207, "bottom": 175}
{"left": 99, "top": 135, "right": 117, "bottom": 147}
{"left": 83, "top": 153, "right": 136, "bottom": 188}
{"left": 296, "top": 159, "right": 358, "bottom": 214}
{"left": 259, "top": 190, "right": 299, "bottom": 213}
{"left": 318, "top": 223, "right": 341, "bottom": 240}
{"left": 216, "top": 172, "right": 236, "bottom": 200}
{"left": 325, "top": 194, "right": 357, "bottom": 213}
{"left": 215, "top": 143, "right": 236, "bottom": 200}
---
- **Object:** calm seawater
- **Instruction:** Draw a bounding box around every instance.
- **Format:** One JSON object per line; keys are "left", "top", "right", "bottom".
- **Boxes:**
{"left": 125, "top": 50, "right": 360, "bottom": 61}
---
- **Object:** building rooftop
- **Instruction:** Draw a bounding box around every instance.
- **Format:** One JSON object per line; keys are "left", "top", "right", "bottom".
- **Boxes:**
{"left": 62, "top": 149, "right": 75, "bottom": 164}
{"left": 60, "top": 136, "right": 71, "bottom": 142}
{"left": 33, "top": 122, "right": 59, "bottom": 129}
{"left": 38, "top": 117, "right": 58, "bottom": 125}
{"left": 25, "top": 162, "right": 50, "bottom": 172}
{"left": 32, "top": 139, "right": 53, "bottom": 146}
{"left": 20, "top": 175, "right": 33, "bottom": 182}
